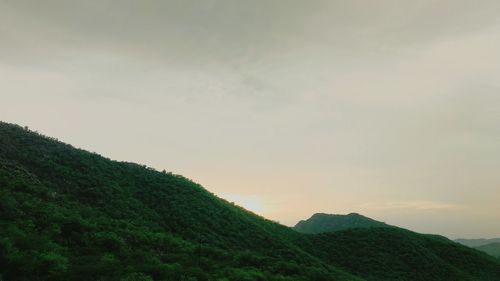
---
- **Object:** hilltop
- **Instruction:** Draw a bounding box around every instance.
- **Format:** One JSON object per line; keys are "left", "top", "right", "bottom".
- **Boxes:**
{"left": 294, "top": 213, "right": 391, "bottom": 234}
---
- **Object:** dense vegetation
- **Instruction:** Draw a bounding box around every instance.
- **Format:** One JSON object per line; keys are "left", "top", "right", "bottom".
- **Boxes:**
{"left": 1, "top": 121, "right": 499, "bottom": 281}
{"left": 293, "top": 213, "right": 391, "bottom": 234}
{"left": 299, "top": 228, "right": 500, "bottom": 281}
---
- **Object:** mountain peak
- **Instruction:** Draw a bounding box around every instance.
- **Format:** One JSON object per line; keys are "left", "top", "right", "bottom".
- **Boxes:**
{"left": 294, "top": 212, "right": 391, "bottom": 234}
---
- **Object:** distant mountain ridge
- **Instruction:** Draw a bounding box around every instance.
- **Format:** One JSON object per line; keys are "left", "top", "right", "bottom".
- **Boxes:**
{"left": 455, "top": 238, "right": 500, "bottom": 248}
{"left": 455, "top": 239, "right": 500, "bottom": 259}
{"left": 294, "top": 212, "right": 392, "bottom": 234}
{"left": 475, "top": 243, "right": 500, "bottom": 259}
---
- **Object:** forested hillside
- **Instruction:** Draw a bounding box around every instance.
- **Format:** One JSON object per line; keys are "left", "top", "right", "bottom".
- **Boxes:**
{"left": 1, "top": 121, "right": 499, "bottom": 281}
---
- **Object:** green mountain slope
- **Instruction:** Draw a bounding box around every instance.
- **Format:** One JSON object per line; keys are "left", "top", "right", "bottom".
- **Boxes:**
{"left": 1, "top": 121, "right": 499, "bottom": 281}
{"left": 474, "top": 243, "right": 500, "bottom": 259}
{"left": 294, "top": 213, "right": 391, "bottom": 234}
{"left": 0, "top": 122, "right": 358, "bottom": 281}
{"left": 297, "top": 228, "right": 500, "bottom": 281}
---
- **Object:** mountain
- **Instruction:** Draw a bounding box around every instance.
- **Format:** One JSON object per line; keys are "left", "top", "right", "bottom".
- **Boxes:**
{"left": 1, "top": 121, "right": 500, "bottom": 281}
{"left": 474, "top": 243, "right": 500, "bottom": 259}
{"left": 294, "top": 213, "right": 391, "bottom": 234}
{"left": 455, "top": 238, "right": 500, "bottom": 248}
{"left": 455, "top": 239, "right": 500, "bottom": 259}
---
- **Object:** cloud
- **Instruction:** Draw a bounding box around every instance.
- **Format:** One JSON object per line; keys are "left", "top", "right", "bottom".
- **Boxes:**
{"left": 359, "top": 201, "right": 459, "bottom": 211}
{"left": 2, "top": 0, "right": 500, "bottom": 238}
{"left": 2, "top": 0, "right": 500, "bottom": 67}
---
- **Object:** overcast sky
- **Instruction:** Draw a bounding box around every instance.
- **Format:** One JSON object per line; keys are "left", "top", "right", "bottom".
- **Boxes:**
{"left": 1, "top": 0, "right": 499, "bottom": 238}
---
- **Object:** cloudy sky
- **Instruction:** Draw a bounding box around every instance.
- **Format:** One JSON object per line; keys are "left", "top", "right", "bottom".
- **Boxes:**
{"left": 1, "top": 0, "right": 499, "bottom": 238}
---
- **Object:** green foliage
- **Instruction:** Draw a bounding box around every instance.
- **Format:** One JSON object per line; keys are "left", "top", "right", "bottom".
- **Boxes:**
{"left": 0, "top": 121, "right": 499, "bottom": 281}
{"left": 295, "top": 228, "right": 500, "bottom": 281}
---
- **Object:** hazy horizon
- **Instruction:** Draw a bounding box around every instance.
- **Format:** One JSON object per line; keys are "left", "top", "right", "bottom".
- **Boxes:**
{"left": 1, "top": 0, "right": 499, "bottom": 239}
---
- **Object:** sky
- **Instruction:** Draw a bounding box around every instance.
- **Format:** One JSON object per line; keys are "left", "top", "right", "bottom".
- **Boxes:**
{"left": 1, "top": 0, "right": 499, "bottom": 239}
